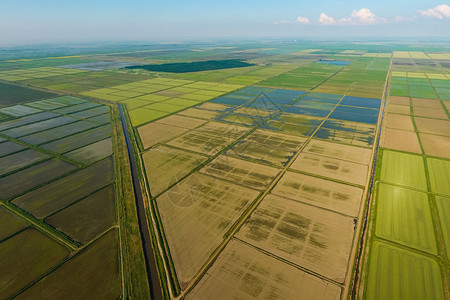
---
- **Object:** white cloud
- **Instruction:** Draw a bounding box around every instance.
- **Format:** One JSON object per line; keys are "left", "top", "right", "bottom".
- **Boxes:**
{"left": 339, "top": 8, "right": 384, "bottom": 25}
{"left": 420, "top": 4, "right": 450, "bottom": 19}
{"left": 351, "top": 8, "right": 377, "bottom": 24}
{"left": 318, "top": 9, "right": 385, "bottom": 25}
{"left": 318, "top": 13, "right": 336, "bottom": 25}
{"left": 296, "top": 16, "right": 310, "bottom": 24}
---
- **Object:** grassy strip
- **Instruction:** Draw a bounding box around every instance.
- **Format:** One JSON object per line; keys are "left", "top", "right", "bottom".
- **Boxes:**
{"left": 123, "top": 105, "right": 176, "bottom": 297}
{"left": 111, "top": 106, "right": 150, "bottom": 298}
{"left": 145, "top": 204, "right": 171, "bottom": 299}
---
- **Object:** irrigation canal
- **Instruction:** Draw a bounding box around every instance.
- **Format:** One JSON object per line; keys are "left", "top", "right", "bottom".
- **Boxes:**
{"left": 118, "top": 104, "right": 164, "bottom": 300}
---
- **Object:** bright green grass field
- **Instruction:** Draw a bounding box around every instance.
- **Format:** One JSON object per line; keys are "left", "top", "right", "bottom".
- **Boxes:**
{"left": 375, "top": 183, "right": 437, "bottom": 254}
{"left": 121, "top": 98, "right": 150, "bottom": 110}
{"left": 128, "top": 109, "right": 168, "bottom": 126}
{"left": 365, "top": 241, "right": 444, "bottom": 300}
{"left": 427, "top": 158, "right": 450, "bottom": 197}
{"left": 144, "top": 102, "right": 183, "bottom": 113}
{"left": 435, "top": 196, "right": 450, "bottom": 257}
{"left": 379, "top": 150, "right": 427, "bottom": 190}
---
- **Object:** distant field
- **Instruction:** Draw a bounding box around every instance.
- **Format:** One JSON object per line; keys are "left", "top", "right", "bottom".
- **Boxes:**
{"left": 0, "top": 82, "right": 57, "bottom": 106}
{"left": 126, "top": 59, "right": 256, "bottom": 73}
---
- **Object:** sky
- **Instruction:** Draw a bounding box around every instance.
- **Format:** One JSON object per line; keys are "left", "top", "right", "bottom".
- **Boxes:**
{"left": 1, "top": 0, "right": 450, "bottom": 45}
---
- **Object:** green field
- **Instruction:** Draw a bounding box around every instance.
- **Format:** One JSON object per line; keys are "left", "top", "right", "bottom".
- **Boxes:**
{"left": 13, "top": 157, "right": 114, "bottom": 219}
{"left": 427, "top": 158, "right": 450, "bottom": 196}
{"left": 0, "top": 228, "right": 69, "bottom": 299}
{"left": 0, "top": 82, "right": 57, "bottom": 106}
{"left": 375, "top": 183, "right": 437, "bottom": 254}
{"left": 15, "top": 230, "right": 121, "bottom": 299}
{"left": 436, "top": 196, "right": 450, "bottom": 257}
{"left": 45, "top": 185, "right": 116, "bottom": 243}
{"left": 0, "top": 206, "right": 28, "bottom": 241}
{"left": 365, "top": 241, "right": 444, "bottom": 300}
{"left": 0, "top": 159, "right": 79, "bottom": 200}
{"left": 379, "top": 150, "right": 427, "bottom": 190}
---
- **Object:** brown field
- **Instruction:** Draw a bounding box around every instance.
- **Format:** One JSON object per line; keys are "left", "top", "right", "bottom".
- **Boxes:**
{"left": 195, "top": 103, "right": 231, "bottom": 111}
{"left": 233, "top": 106, "right": 273, "bottom": 117}
{"left": 411, "top": 98, "right": 443, "bottom": 108}
{"left": 166, "top": 130, "right": 235, "bottom": 156}
{"left": 419, "top": 133, "right": 450, "bottom": 159}
{"left": 303, "top": 139, "right": 372, "bottom": 165}
{"left": 156, "top": 173, "right": 260, "bottom": 288}
{"left": 220, "top": 114, "right": 260, "bottom": 126}
{"left": 155, "top": 115, "right": 207, "bottom": 129}
{"left": 142, "top": 145, "right": 208, "bottom": 196}
{"left": 154, "top": 90, "right": 185, "bottom": 97}
{"left": 414, "top": 118, "right": 450, "bottom": 136}
{"left": 381, "top": 128, "right": 422, "bottom": 154}
{"left": 386, "top": 104, "right": 410, "bottom": 115}
{"left": 195, "top": 121, "right": 249, "bottom": 139}
{"left": 272, "top": 171, "right": 363, "bottom": 217}
{"left": 187, "top": 239, "right": 341, "bottom": 300}
{"left": 236, "top": 195, "right": 355, "bottom": 283}
{"left": 290, "top": 153, "right": 368, "bottom": 186}
{"left": 178, "top": 108, "right": 221, "bottom": 120}
{"left": 265, "top": 114, "right": 322, "bottom": 137}
{"left": 413, "top": 107, "right": 448, "bottom": 119}
{"left": 228, "top": 129, "right": 306, "bottom": 166}
{"left": 138, "top": 122, "right": 189, "bottom": 149}
{"left": 389, "top": 96, "right": 409, "bottom": 106}
{"left": 384, "top": 113, "right": 415, "bottom": 131}
{"left": 199, "top": 155, "right": 280, "bottom": 190}
{"left": 445, "top": 101, "right": 450, "bottom": 110}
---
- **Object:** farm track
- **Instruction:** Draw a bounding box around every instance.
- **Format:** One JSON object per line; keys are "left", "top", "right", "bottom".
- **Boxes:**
{"left": 118, "top": 104, "right": 164, "bottom": 300}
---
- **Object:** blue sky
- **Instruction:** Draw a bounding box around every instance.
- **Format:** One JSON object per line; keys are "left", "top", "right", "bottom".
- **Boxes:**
{"left": 1, "top": 0, "right": 449, "bottom": 45}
